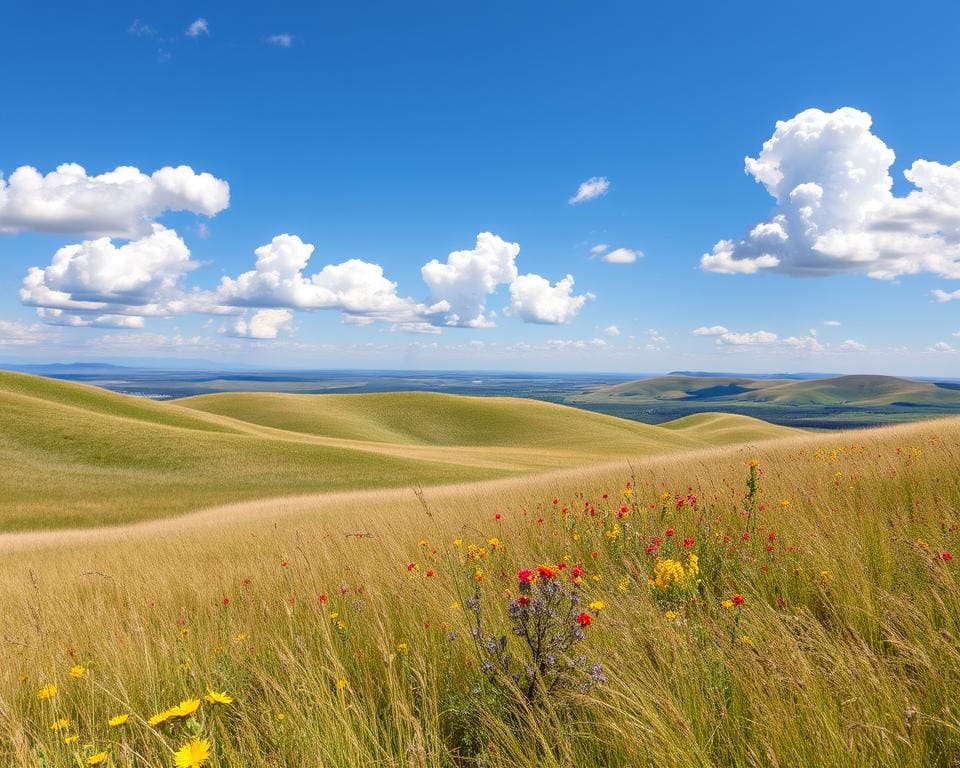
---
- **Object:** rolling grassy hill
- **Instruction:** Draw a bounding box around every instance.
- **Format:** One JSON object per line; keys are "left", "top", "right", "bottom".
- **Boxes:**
{"left": 570, "top": 373, "right": 960, "bottom": 427}
{"left": 0, "top": 371, "right": 792, "bottom": 531}
{"left": 0, "top": 406, "right": 957, "bottom": 766}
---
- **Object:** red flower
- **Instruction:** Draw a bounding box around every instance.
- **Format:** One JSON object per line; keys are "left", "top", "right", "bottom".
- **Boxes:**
{"left": 732, "top": 594, "right": 745, "bottom": 606}
{"left": 570, "top": 564, "right": 585, "bottom": 580}
{"left": 494, "top": 512, "right": 502, "bottom": 521}
{"left": 537, "top": 565, "right": 556, "bottom": 580}
{"left": 665, "top": 528, "right": 675, "bottom": 537}
{"left": 426, "top": 570, "right": 435, "bottom": 577}
{"left": 319, "top": 593, "right": 328, "bottom": 603}
{"left": 518, "top": 595, "right": 531, "bottom": 606}
{"left": 767, "top": 532, "right": 777, "bottom": 543}
{"left": 576, "top": 612, "right": 592, "bottom": 627}
{"left": 741, "top": 532, "right": 750, "bottom": 542}
{"left": 683, "top": 537, "right": 695, "bottom": 549}
{"left": 552, "top": 498, "right": 559, "bottom": 505}
{"left": 939, "top": 551, "right": 954, "bottom": 562}
{"left": 518, "top": 569, "right": 535, "bottom": 584}
{"left": 406, "top": 562, "right": 417, "bottom": 572}
{"left": 556, "top": 561, "right": 567, "bottom": 570}
{"left": 221, "top": 597, "right": 230, "bottom": 606}
{"left": 619, "top": 505, "right": 629, "bottom": 518}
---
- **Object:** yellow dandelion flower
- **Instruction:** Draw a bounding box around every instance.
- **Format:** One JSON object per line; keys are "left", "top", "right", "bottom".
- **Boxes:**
{"left": 86, "top": 752, "right": 109, "bottom": 766}
{"left": 396, "top": 642, "right": 408, "bottom": 653}
{"left": 473, "top": 567, "right": 484, "bottom": 582}
{"left": 233, "top": 633, "right": 248, "bottom": 643}
{"left": 169, "top": 698, "right": 201, "bottom": 718}
{"left": 452, "top": 538, "right": 463, "bottom": 548}
{"left": 663, "top": 610, "right": 678, "bottom": 621}
{"left": 69, "top": 665, "right": 87, "bottom": 678}
{"left": 449, "top": 601, "right": 461, "bottom": 611}
{"left": 589, "top": 600, "right": 606, "bottom": 613}
{"left": 36, "top": 684, "right": 57, "bottom": 700}
{"left": 276, "top": 712, "right": 286, "bottom": 721}
{"left": 721, "top": 599, "right": 734, "bottom": 610}
{"left": 50, "top": 718, "right": 70, "bottom": 731}
{"left": 738, "top": 634, "right": 754, "bottom": 645}
{"left": 617, "top": 577, "right": 630, "bottom": 593}
{"left": 328, "top": 612, "right": 339, "bottom": 620}
{"left": 148, "top": 708, "right": 175, "bottom": 727}
{"left": 63, "top": 735, "right": 78, "bottom": 745}
{"left": 204, "top": 690, "right": 233, "bottom": 705}
{"left": 173, "top": 738, "right": 210, "bottom": 768}
{"left": 335, "top": 678, "right": 349, "bottom": 691}
{"left": 108, "top": 714, "right": 128, "bottom": 727}
{"left": 336, "top": 620, "right": 347, "bottom": 631}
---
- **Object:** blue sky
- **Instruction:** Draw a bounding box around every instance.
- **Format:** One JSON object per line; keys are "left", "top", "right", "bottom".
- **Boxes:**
{"left": 1, "top": 1, "right": 959, "bottom": 374}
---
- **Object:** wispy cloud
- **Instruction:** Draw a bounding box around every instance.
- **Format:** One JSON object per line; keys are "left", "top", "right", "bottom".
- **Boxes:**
{"left": 267, "top": 34, "right": 294, "bottom": 48}
{"left": 569, "top": 176, "right": 610, "bottom": 205}
{"left": 186, "top": 18, "right": 209, "bottom": 38}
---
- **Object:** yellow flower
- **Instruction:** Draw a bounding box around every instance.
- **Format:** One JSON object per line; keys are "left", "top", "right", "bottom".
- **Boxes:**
{"left": 589, "top": 600, "right": 606, "bottom": 613}
{"left": 328, "top": 612, "right": 339, "bottom": 620}
{"left": 36, "top": 684, "right": 57, "bottom": 700}
{"left": 169, "top": 698, "right": 201, "bottom": 718}
{"left": 780, "top": 498, "right": 791, "bottom": 508}
{"left": 275, "top": 712, "right": 286, "bottom": 721}
{"left": 449, "top": 601, "right": 461, "bottom": 611}
{"left": 50, "top": 718, "right": 70, "bottom": 731}
{"left": 487, "top": 537, "right": 503, "bottom": 551}
{"left": 336, "top": 620, "right": 347, "bottom": 631}
{"left": 473, "top": 567, "right": 484, "bottom": 582}
{"left": 721, "top": 599, "right": 734, "bottom": 610}
{"left": 148, "top": 708, "right": 175, "bottom": 726}
{"left": 233, "top": 633, "right": 248, "bottom": 643}
{"left": 335, "top": 678, "right": 349, "bottom": 691}
{"left": 69, "top": 665, "right": 87, "bottom": 678}
{"left": 617, "top": 577, "right": 630, "bottom": 593}
{"left": 173, "top": 738, "right": 210, "bottom": 768}
{"left": 63, "top": 735, "right": 78, "bottom": 745}
{"left": 663, "top": 610, "right": 678, "bottom": 621}
{"left": 749, "top": 458, "right": 761, "bottom": 468}
{"left": 108, "top": 714, "right": 128, "bottom": 727}
{"left": 86, "top": 752, "right": 109, "bottom": 766}
{"left": 452, "top": 538, "right": 463, "bottom": 548}
{"left": 204, "top": 689, "right": 233, "bottom": 705}
{"left": 738, "top": 634, "right": 754, "bottom": 645}
{"left": 605, "top": 522, "right": 621, "bottom": 541}
{"left": 396, "top": 642, "right": 408, "bottom": 653}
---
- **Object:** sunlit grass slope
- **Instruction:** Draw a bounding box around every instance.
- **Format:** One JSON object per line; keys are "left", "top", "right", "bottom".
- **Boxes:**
{"left": 0, "top": 417, "right": 957, "bottom": 766}
{"left": 0, "top": 371, "right": 790, "bottom": 531}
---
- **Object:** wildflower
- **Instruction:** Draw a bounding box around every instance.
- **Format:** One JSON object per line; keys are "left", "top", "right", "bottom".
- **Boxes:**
{"left": 336, "top": 678, "right": 349, "bottom": 691}
{"left": 234, "top": 633, "right": 248, "bottom": 643}
{"left": 683, "top": 537, "right": 695, "bottom": 548}
{"left": 50, "top": 718, "right": 70, "bottom": 731}
{"left": 749, "top": 458, "right": 760, "bottom": 468}
{"left": 537, "top": 564, "right": 556, "bottom": 580}
{"left": 738, "top": 634, "right": 754, "bottom": 645}
{"left": 473, "top": 567, "right": 484, "bottom": 582}
{"left": 517, "top": 569, "right": 535, "bottom": 584}
{"left": 63, "top": 735, "right": 78, "bottom": 744}
{"left": 732, "top": 594, "right": 745, "bottom": 606}
{"left": 276, "top": 712, "right": 286, "bottom": 721}
{"left": 406, "top": 562, "right": 417, "bottom": 572}
{"left": 450, "top": 601, "right": 461, "bottom": 611}
{"left": 605, "top": 522, "right": 621, "bottom": 541}
{"left": 721, "top": 599, "right": 734, "bottom": 610}
{"left": 517, "top": 595, "right": 531, "bottom": 606}
{"left": 205, "top": 690, "right": 233, "bottom": 705}
{"left": 396, "top": 643, "right": 408, "bottom": 653}
{"left": 487, "top": 537, "right": 503, "bottom": 550}
{"left": 940, "top": 552, "right": 954, "bottom": 563}
{"left": 69, "top": 665, "right": 86, "bottom": 678}
{"left": 576, "top": 612, "right": 592, "bottom": 627}
{"left": 36, "top": 684, "right": 56, "bottom": 700}
{"left": 148, "top": 709, "right": 175, "bottom": 726}
{"left": 173, "top": 738, "right": 210, "bottom": 768}
{"left": 86, "top": 752, "right": 109, "bottom": 765}
{"left": 617, "top": 577, "right": 630, "bottom": 593}
{"left": 108, "top": 714, "right": 128, "bottom": 727}
{"left": 663, "top": 610, "right": 678, "bottom": 621}
{"left": 495, "top": 512, "right": 502, "bottom": 521}
{"left": 170, "top": 698, "right": 201, "bottom": 718}
{"left": 589, "top": 600, "right": 606, "bottom": 613}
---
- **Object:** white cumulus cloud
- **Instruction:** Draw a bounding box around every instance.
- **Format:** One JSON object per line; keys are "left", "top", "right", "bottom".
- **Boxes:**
{"left": 231, "top": 309, "right": 294, "bottom": 339}
{"left": 933, "top": 288, "right": 960, "bottom": 302}
{"left": 0, "top": 163, "right": 229, "bottom": 237}
{"left": 928, "top": 341, "right": 956, "bottom": 353}
{"left": 569, "top": 177, "right": 610, "bottom": 205}
{"left": 267, "top": 34, "right": 293, "bottom": 47}
{"left": 702, "top": 107, "right": 960, "bottom": 281}
{"left": 421, "top": 232, "right": 519, "bottom": 327}
{"left": 21, "top": 226, "right": 198, "bottom": 323}
{"left": 692, "top": 325, "right": 729, "bottom": 336}
{"left": 715, "top": 330, "right": 778, "bottom": 345}
{"left": 838, "top": 339, "right": 867, "bottom": 352}
{"left": 602, "top": 247, "right": 642, "bottom": 264}
{"left": 603, "top": 324, "right": 620, "bottom": 336}
{"left": 506, "top": 274, "right": 592, "bottom": 324}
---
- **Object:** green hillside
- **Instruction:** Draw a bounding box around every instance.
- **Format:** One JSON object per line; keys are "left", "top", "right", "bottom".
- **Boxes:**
{"left": 574, "top": 373, "right": 960, "bottom": 407}
{"left": 0, "top": 371, "right": 793, "bottom": 532}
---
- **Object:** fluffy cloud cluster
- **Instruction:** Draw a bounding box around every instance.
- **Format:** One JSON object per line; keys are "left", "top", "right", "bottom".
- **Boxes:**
{"left": 0, "top": 163, "right": 229, "bottom": 237}
{"left": 506, "top": 273, "right": 592, "bottom": 324}
{"left": 231, "top": 309, "right": 294, "bottom": 339}
{"left": 691, "top": 325, "right": 867, "bottom": 355}
{"left": 20, "top": 226, "right": 200, "bottom": 326}
{"left": 702, "top": 107, "right": 960, "bottom": 281}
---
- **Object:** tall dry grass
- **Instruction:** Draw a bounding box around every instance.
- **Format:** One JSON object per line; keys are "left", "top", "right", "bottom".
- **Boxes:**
{"left": 0, "top": 420, "right": 958, "bottom": 767}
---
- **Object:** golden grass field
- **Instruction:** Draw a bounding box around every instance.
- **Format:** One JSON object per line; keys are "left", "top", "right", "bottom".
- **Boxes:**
{"left": 0, "top": 372, "right": 958, "bottom": 767}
